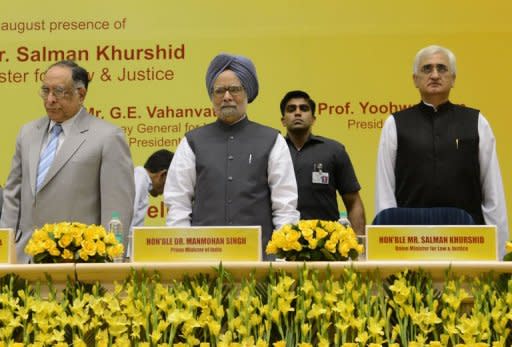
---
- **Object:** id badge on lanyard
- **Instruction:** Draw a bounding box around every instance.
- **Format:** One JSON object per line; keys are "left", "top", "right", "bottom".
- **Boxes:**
{"left": 312, "top": 163, "right": 329, "bottom": 184}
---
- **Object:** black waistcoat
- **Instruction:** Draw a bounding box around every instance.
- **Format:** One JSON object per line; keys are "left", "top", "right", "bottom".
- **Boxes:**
{"left": 394, "top": 101, "right": 484, "bottom": 224}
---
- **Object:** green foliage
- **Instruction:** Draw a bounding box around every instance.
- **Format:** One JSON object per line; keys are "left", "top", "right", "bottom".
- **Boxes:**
{"left": 0, "top": 266, "right": 511, "bottom": 345}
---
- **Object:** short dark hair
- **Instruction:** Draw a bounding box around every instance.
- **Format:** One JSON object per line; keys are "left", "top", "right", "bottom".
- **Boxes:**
{"left": 280, "top": 90, "right": 316, "bottom": 116}
{"left": 46, "top": 60, "right": 90, "bottom": 90}
{"left": 144, "top": 149, "right": 174, "bottom": 173}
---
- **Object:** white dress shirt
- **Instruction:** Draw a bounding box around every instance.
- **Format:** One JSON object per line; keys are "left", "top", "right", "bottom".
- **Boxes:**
{"left": 131, "top": 166, "right": 151, "bottom": 228}
{"left": 40, "top": 111, "right": 79, "bottom": 155}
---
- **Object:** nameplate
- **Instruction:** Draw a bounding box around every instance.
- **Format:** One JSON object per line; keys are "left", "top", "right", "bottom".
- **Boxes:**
{"left": 132, "top": 226, "right": 262, "bottom": 262}
{"left": 366, "top": 225, "right": 497, "bottom": 261}
{"left": 0, "top": 228, "right": 15, "bottom": 263}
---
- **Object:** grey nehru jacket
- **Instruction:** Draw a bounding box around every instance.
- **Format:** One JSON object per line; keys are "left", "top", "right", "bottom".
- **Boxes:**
{"left": 186, "top": 117, "right": 278, "bottom": 258}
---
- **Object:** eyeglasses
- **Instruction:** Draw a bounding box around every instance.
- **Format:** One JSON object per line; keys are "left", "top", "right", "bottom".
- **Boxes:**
{"left": 212, "top": 85, "right": 244, "bottom": 97}
{"left": 286, "top": 104, "right": 311, "bottom": 113}
{"left": 39, "top": 86, "right": 78, "bottom": 99}
{"left": 420, "top": 63, "right": 449, "bottom": 75}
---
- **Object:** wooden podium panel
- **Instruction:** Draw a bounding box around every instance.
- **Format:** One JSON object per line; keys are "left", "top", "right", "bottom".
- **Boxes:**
{"left": 0, "top": 263, "right": 75, "bottom": 282}
{"left": 73, "top": 260, "right": 512, "bottom": 283}
{"left": 1, "top": 261, "right": 511, "bottom": 290}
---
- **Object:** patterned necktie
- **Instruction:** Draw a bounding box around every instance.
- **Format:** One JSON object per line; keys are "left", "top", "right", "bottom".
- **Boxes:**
{"left": 36, "top": 124, "right": 63, "bottom": 191}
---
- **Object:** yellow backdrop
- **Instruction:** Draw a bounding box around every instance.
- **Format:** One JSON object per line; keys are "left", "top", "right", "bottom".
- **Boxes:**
{"left": 1, "top": 1, "right": 510, "bottom": 234}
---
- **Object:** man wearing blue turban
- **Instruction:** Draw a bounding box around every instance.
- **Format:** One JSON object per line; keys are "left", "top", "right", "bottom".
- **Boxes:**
{"left": 164, "top": 53, "right": 300, "bottom": 260}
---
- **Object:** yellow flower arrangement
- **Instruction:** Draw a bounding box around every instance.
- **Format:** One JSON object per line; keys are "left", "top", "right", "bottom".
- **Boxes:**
{"left": 25, "top": 222, "right": 124, "bottom": 263}
{"left": 1, "top": 266, "right": 512, "bottom": 345}
{"left": 266, "top": 219, "right": 363, "bottom": 261}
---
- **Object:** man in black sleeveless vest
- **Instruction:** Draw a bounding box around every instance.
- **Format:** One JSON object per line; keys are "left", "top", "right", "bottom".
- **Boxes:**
{"left": 164, "top": 53, "right": 300, "bottom": 260}
{"left": 375, "top": 45, "right": 508, "bottom": 258}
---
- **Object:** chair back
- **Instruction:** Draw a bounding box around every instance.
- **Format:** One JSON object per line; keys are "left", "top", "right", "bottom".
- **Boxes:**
{"left": 372, "top": 207, "right": 475, "bottom": 225}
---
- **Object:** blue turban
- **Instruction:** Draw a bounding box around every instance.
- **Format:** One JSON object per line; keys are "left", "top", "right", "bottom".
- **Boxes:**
{"left": 205, "top": 53, "right": 259, "bottom": 103}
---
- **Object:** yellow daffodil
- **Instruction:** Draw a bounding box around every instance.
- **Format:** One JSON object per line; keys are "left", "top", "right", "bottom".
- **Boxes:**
{"left": 4, "top": 261, "right": 512, "bottom": 345}
{"left": 57, "top": 233, "right": 73, "bottom": 248}
{"left": 25, "top": 222, "right": 122, "bottom": 263}
{"left": 61, "top": 248, "right": 74, "bottom": 260}
{"left": 266, "top": 219, "right": 363, "bottom": 260}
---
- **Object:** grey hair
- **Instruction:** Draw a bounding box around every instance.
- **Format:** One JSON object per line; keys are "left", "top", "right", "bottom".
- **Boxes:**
{"left": 413, "top": 45, "right": 456, "bottom": 76}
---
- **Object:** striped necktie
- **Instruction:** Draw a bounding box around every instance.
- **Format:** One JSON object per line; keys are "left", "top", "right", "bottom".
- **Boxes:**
{"left": 36, "top": 124, "right": 63, "bottom": 191}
